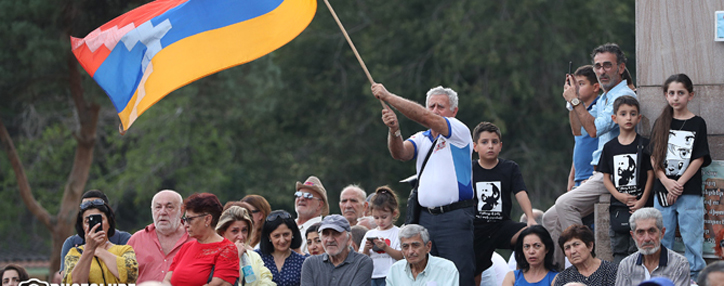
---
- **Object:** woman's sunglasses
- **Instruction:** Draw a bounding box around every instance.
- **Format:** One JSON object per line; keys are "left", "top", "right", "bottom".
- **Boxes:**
{"left": 266, "top": 211, "right": 292, "bottom": 222}
{"left": 80, "top": 199, "right": 105, "bottom": 210}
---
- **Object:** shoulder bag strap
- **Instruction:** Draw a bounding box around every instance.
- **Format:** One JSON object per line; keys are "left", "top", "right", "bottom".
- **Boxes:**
{"left": 418, "top": 137, "right": 439, "bottom": 180}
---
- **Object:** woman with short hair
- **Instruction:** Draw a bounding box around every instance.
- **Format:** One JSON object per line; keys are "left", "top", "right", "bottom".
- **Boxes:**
{"left": 552, "top": 225, "right": 616, "bottom": 286}
{"left": 164, "top": 193, "right": 239, "bottom": 286}
{"left": 216, "top": 206, "right": 275, "bottom": 286}
{"left": 2, "top": 264, "right": 29, "bottom": 286}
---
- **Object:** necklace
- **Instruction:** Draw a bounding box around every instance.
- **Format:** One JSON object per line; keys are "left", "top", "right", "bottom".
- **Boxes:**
{"left": 677, "top": 117, "right": 689, "bottom": 131}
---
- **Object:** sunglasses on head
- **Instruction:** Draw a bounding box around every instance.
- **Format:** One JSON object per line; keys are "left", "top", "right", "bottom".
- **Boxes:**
{"left": 266, "top": 211, "right": 292, "bottom": 222}
{"left": 294, "top": 191, "right": 320, "bottom": 200}
{"left": 80, "top": 199, "right": 105, "bottom": 210}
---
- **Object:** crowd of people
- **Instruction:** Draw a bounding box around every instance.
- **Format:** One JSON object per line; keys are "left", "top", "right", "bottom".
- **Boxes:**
{"left": 1, "top": 41, "right": 719, "bottom": 286}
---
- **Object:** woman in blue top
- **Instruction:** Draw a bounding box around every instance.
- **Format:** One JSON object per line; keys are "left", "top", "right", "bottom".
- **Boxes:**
{"left": 255, "top": 210, "right": 306, "bottom": 286}
{"left": 502, "top": 226, "right": 558, "bottom": 286}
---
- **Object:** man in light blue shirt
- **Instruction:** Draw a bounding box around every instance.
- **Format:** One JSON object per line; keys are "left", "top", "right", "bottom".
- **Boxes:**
{"left": 386, "top": 224, "right": 459, "bottom": 286}
{"left": 542, "top": 43, "right": 637, "bottom": 267}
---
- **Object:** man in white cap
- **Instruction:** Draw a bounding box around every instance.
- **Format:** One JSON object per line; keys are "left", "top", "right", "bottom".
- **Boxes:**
{"left": 295, "top": 175, "right": 329, "bottom": 253}
{"left": 300, "top": 214, "right": 373, "bottom": 286}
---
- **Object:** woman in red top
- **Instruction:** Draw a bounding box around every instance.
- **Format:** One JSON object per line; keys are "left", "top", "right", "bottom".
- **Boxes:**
{"left": 164, "top": 193, "right": 239, "bottom": 286}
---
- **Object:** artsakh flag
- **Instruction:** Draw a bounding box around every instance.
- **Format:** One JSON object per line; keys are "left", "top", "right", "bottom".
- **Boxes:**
{"left": 71, "top": 0, "right": 316, "bottom": 131}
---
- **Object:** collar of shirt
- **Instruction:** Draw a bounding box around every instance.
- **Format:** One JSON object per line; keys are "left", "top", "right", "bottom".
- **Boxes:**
{"left": 602, "top": 79, "right": 630, "bottom": 104}
{"left": 297, "top": 216, "right": 323, "bottom": 231}
{"left": 321, "top": 250, "right": 358, "bottom": 268}
{"left": 635, "top": 245, "right": 669, "bottom": 267}
{"left": 404, "top": 253, "right": 433, "bottom": 279}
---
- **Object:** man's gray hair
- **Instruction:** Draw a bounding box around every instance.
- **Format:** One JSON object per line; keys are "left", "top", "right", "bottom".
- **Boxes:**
{"left": 341, "top": 184, "right": 366, "bottom": 200}
{"left": 629, "top": 207, "right": 663, "bottom": 231}
{"left": 151, "top": 189, "right": 183, "bottom": 208}
{"left": 399, "top": 224, "right": 430, "bottom": 244}
{"left": 698, "top": 261, "right": 724, "bottom": 286}
{"left": 426, "top": 86, "right": 458, "bottom": 111}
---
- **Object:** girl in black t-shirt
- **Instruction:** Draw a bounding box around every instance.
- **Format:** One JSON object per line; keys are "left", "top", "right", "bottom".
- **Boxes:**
{"left": 649, "top": 73, "right": 711, "bottom": 279}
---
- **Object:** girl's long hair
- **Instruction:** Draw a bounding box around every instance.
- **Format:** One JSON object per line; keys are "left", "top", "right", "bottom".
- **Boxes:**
{"left": 650, "top": 73, "right": 694, "bottom": 171}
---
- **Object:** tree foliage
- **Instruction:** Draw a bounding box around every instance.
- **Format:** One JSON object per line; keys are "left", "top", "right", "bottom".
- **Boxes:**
{"left": 0, "top": 0, "right": 635, "bottom": 271}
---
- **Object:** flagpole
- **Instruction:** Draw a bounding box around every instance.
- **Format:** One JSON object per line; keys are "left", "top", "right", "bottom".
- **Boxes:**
{"left": 322, "top": 0, "right": 388, "bottom": 108}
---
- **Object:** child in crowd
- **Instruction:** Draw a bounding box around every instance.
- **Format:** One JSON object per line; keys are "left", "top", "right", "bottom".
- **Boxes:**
{"left": 597, "top": 95, "right": 653, "bottom": 264}
{"left": 648, "top": 73, "right": 711, "bottom": 280}
{"left": 471, "top": 122, "right": 537, "bottom": 285}
{"left": 360, "top": 186, "right": 403, "bottom": 286}
{"left": 567, "top": 65, "right": 601, "bottom": 192}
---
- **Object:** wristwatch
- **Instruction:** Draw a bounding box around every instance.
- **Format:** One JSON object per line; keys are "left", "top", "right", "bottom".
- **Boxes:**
{"left": 392, "top": 129, "right": 402, "bottom": 138}
{"left": 570, "top": 97, "right": 581, "bottom": 107}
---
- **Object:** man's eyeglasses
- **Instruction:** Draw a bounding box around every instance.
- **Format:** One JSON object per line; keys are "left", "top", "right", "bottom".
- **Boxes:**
{"left": 181, "top": 213, "right": 208, "bottom": 223}
{"left": 294, "top": 191, "right": 320, "bottom": 200}
{"left": 266, "top": 211, "right": 292, "bottom": 222}
{"left": 593, "top": 61, "right": 616, "bottom": 71}
{"left": 80, "top": 199, "right": 105, "bottom": 210}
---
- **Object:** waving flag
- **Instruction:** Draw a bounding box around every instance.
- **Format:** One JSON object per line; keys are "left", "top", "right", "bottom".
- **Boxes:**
{"left": 71, "top": 0, "right": 317, "bottom": 131}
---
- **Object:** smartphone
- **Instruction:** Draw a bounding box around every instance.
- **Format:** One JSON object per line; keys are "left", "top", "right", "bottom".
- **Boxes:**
{"left": 88, "top": 214, "right": 103, "bottom": 233}
{"left": 567, "top": 61, "right": 573, "bottom": 85}
{"left": 568, "top": 61, "right": 572, "bottom": 75}
{"left": 366, "top": 237, "right": 378, "bottom": 241}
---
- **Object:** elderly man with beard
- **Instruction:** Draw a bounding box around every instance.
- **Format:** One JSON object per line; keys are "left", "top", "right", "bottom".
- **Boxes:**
{"left": 128, "top": 190, "right": 194, "bottom": 282}
{"left": 300, "top": 215, "right": 372, "bottom": 286}
{"left": 615, "top": 208, "right": 689, "bottom": 286}
{"left": 339, "top": 184, "right": 368, "bottom": 226}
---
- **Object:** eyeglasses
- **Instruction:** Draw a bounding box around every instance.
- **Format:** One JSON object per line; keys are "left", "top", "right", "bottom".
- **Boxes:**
{"left": 266, "top": 211, "right": 292, "bottom": 222}
{"left": 80, "top": 199, "right": 105, "bottom": 210}
{"left": 593, "top": 61, "right": 616, "bottom": 71}
{"left": 182, "top": 213, "right": 208, "bottom": 223}
{"left": 294, "top": 191, "right": 320, "bottom": 200}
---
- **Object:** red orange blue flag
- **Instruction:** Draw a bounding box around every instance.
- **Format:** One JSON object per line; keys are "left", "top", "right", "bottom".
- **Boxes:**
{"left": 71, "top": 0, "right": 316, "bottom": 131}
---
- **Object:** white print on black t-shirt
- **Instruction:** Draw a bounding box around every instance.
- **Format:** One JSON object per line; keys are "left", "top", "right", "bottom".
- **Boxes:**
{"left": 665, "top": 130, "right": 695, "bottom": 177}
{"left": 613, "top": 153, "right": 638, "bottom": 194}
{"left": 476, "top": 181, "right": 502, "bottom": 220}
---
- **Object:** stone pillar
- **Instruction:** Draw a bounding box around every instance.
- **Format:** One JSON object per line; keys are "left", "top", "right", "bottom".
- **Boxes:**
{"left": 594, "top": 194, "right": 613, "bottom": 261}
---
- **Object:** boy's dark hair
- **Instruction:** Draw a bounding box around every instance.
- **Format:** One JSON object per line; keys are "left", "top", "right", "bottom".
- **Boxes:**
{"left": 472, "top": 121, "right": 501, "bottom": 143}
{"left": 591, "top": 43, "right": 627, "bottom": 64}
{"left": 573, "top": 65, "right": 598, "bottom": 87}
{"left": 613, "top": 95, "right": 640, "bottom": 114}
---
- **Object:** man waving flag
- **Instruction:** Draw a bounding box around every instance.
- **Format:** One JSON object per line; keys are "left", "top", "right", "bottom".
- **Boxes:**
{"left": 71, "top": 0, "right": 316, "bottom": 131}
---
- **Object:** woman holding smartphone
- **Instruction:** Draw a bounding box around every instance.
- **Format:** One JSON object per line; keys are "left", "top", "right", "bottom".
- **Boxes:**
{"left": 63, "top": 199, "right": 138, "bottom": 284}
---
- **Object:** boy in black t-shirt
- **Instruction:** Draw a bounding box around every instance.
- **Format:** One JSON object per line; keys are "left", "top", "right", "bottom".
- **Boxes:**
{"left": 597, "top": 95, "right": 654, "bottom": 264}
{"left": 471, "top": 122, "right": 537, "bottom": 285}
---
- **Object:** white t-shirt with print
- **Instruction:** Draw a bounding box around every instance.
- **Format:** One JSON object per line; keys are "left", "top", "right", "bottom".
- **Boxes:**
{"left": 359, "top": 226, "right": 400, "bottom": 279}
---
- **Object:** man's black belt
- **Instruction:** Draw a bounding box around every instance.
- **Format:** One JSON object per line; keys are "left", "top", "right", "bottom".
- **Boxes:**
{"left": 425, "top": 199, "right": 475, "bottom": 215}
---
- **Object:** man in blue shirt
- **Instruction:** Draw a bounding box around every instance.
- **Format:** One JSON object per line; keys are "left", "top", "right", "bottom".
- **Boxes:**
{"left": 542, "top": 43, "right": 637, "bottom": 267}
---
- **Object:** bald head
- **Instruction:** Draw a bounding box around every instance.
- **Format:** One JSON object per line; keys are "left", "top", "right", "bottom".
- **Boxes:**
{"left": 339, "top": 185, "right": 367, "bottom": 225}
{"left": 151, "top": 190, "right": 184, "bottom": 235}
